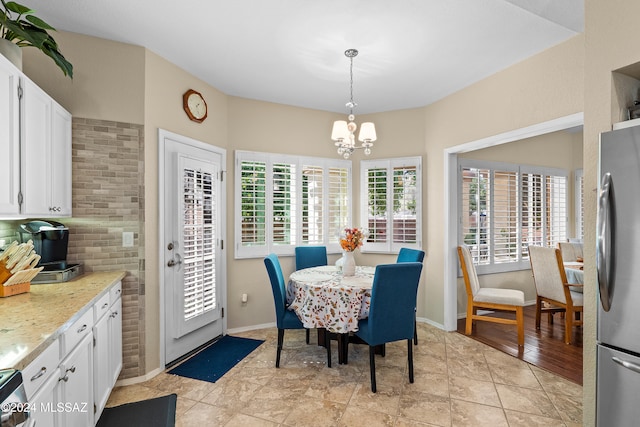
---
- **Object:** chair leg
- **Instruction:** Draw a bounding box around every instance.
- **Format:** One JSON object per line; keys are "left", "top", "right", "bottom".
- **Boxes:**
{"left": 276, "top": 329, "right": 284, "bottom": 368}
{"left": 306, "top": 328, "right": 310, "bottom": 344}
{"left": 465, "top": 302, "right": 474, "bottom": 335}
{"left": 368, "top": 346, "right": 377, "bottom": 393}
{"left": 535, "top": 297, "right": 542, "bottom": 329}
{"left": 565, "top": 308, "right": 573, "bottom": 345}
{"left": 325, "top": 329, "right": 331, "bottom": 367}
{"left": 413, "top": 317, "right": 418, "bottom": 345}
{"left": 516, "top": 306, "right": 524, "bottom": 347}
{"left": 407, "top": 339, "right": 414, "bottom": 384}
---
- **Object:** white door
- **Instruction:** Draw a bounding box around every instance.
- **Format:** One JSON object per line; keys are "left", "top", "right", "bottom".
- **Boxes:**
{"left": 161, "top": 131, "right": 226, "bottom": 365}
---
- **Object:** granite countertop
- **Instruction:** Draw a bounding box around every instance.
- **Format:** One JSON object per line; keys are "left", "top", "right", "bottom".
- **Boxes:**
{"left": 0, "top": 271, "right": 126, "bottom": 370}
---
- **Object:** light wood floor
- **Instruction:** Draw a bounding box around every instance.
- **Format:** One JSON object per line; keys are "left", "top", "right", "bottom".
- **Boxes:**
{"left": 457, "top": 304, "right": 583, "bottom": 385}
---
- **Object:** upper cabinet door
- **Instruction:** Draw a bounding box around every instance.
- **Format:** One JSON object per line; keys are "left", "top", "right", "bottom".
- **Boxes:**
{"left": 0, "top": 56, "right": 21, "bottom": 215}
{"left": 21, "top": 78, "right": 53, "bottom": 216}
{"left": 21, "top": 78, "right": 72, "bottom": 217}
{"left": 51, "top": 102, "right": 72, "bottom": 216}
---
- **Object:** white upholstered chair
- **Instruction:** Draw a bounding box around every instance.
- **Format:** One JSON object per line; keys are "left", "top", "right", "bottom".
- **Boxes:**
{"left": 557, "top": 241, "right": 583, "bottom": 262}
{"left": 528, "top": 245, "right": 584, "bottom": 345}
{"left": 457, "top": 245, "right": 525, "bottom": 347}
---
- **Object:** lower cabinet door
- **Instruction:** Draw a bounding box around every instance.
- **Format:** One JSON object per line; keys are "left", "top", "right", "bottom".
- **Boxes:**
{"left": 56, "top": 333, "right": 93, "bottom": 427}
{"left": 29, "top": 367, "right": 61, "bottom": 427}
{"left": 109, "top": 298, "right": 123, "bottom": 386}
{"left": 93, "top": 310, "right": 110, "bottom": 422}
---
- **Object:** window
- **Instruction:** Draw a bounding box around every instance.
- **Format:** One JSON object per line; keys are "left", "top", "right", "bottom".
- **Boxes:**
{"left": 575, "top": 168, "right": 584, "bottom": 240}
{"left": 459, "top": 160, "right": 568, "bottom": 273}
{"left": 360, "top": 157, "right": 422, "bottom": 253}
{"left": 235, "top": 151, "right": 351, "bottom": 258}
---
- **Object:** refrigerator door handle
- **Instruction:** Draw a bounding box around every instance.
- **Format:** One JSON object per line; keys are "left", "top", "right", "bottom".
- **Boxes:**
{"left": 597, "top": 172, "right": 614, "bottom": 312}
{"left": 612, "top": 356, "right": 640, "bottom": 374}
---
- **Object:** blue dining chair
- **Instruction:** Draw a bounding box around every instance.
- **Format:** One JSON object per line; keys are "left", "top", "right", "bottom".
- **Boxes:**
{"left": 264, "top": 254, "right": 326, "bottom": 367}
{"left": 396, "top": 247, "right": 425, "bottom": 345}
{"left": 354, "top": 262, "right": 423, "bottom": 392}
{"left": 295, "top": 246, "right": 328, "bottom": 271}
{"left": 396, "top": 247, "right": 425, "bottom": 263}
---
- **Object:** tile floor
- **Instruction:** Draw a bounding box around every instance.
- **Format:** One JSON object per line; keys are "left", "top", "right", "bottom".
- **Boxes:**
{"left": 106, "top": 324, "right": 582, "bottom": 426}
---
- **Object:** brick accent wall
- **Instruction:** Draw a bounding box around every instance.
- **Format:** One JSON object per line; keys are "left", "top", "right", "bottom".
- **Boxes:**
{"left": 65, "top": 118, "right": 145, "bottom": 379}
{"left": 0, "top": 118, "right": 145, "bottom": 380}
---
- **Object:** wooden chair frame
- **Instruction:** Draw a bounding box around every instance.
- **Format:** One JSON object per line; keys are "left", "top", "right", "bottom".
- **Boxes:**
{"left": 458, "top": 246, "right": 524, "bottom": 347}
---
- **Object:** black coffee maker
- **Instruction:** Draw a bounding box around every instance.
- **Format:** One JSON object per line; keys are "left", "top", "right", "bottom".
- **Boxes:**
{"left": 18, "top": 220, "right": 70, "bottom": 268}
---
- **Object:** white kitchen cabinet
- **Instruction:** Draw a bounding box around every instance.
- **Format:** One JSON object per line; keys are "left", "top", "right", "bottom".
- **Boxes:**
{"left": 21, "top": 77, "right": 72, "bottom": 217}
{"left": 0, "top": 53, "right": 72, "bottom": 217}
{"left": 56, "top": 333, "right": 93, "bottom": 427}
{"left": 0, "top": 54, "right": 21, "bottom": 215}
{"left": 93, "top": 281, "right": 123, "bottom": 424}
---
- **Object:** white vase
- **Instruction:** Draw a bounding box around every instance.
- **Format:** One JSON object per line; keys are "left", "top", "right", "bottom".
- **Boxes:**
{"left": 0, "top": 39, "right": 22, "bottom": 70}
{"left": 343, "top": 251, "right": 356, "bottom": 276}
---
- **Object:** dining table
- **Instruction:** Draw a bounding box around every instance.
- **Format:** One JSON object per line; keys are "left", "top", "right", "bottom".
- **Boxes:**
{"left": 564, "top": 261, "right": 584, "bottom": 292}
{"left": 287, "top": 264, "right": 376, "bottom": 363}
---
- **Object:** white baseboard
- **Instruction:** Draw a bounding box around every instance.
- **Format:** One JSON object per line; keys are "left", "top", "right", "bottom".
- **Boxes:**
{"left": 114, "top": 366, "right": 164, "bottom": 387}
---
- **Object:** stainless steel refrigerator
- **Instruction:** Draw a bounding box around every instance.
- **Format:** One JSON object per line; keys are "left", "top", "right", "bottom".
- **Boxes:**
{"left": 597, "top": 125, "right": 640, "bottom": 426}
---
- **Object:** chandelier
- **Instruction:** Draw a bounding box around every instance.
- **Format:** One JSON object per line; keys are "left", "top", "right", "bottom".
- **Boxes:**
{"left": 331, "top": 49, "right": 377, "bottom": 159}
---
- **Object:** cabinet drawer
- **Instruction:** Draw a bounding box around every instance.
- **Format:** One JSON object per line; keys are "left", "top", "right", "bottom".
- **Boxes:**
{"left": 94, "top": 292, "right": 111, "bottom": 322}
{"left": 61, "top": 308, "right": 93, "bottom": 356}
{"left": 110, "top": 281, "right": 122, "bottom": 304}
{"left": 23, "top": 339, "right": 59, "bottom": 399}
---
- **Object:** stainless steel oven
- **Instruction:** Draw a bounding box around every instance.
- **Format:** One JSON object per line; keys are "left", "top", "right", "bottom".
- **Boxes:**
{"left": 0, "top": 369, "right": 32, "bottom": 427}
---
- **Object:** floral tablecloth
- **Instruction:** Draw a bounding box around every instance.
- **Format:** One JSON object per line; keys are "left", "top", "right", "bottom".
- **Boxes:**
{"left": 287, "top": 265, "right": 375, "bottom": 333}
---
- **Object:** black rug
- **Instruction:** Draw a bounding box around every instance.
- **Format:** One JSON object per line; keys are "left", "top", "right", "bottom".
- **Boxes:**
{"left": 96, "top": 394, "right": 177, "bottom": 427}
{"left": 168, "top": 335, "right": 264, "bottom": 383}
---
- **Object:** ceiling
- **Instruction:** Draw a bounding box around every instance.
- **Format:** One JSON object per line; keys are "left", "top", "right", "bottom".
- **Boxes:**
{"left": 25, "top": 0, "right": 583, "bottom": 114}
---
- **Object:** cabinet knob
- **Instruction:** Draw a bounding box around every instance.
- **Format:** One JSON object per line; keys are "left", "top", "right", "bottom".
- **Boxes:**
{"left": 77, "top": 324, "right": 87, "bottom": 334}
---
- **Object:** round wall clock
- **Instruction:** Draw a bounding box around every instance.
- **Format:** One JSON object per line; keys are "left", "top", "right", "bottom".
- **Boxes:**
{"left": 183, "top": 89, "right": 208, "bottom": 123}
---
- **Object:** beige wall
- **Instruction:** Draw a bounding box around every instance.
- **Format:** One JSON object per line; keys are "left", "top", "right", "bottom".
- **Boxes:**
{"left": 22, "top": 31, "right": 145, "bottom": 123}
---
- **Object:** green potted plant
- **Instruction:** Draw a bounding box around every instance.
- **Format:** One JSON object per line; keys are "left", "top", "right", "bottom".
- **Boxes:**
{"left": 0, "top": 0, "right": 72, "bottom": 77}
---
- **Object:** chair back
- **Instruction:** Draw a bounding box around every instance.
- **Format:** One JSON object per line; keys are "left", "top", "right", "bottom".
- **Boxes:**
{"left": 366, "top": 263, "right": 423, "bottom": 345}
{"left": 558, "top": 242, "right": 583, "bottom": 262}
{"left": 295, "top": 246, "right": 328, "bottom": 270}
{"left": 396, "top": 248, "right": 425, "bottom": 263}
{"left": 264, "top": 254, "right": 287, "bottom": 328}
{"left": 528, "top": 246, "right": 569, "bottom": 303}
{"left": 457, "top": 245, "right": 480, "bottom": 297}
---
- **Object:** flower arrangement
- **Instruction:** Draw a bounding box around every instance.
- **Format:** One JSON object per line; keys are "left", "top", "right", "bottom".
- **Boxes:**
{"left": 339, "top": 227, "right": 366, "bottom": 252}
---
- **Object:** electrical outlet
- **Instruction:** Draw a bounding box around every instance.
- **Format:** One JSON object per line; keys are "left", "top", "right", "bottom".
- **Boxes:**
{"left": 122, "top": 232, "right": 134, "bottom": 247}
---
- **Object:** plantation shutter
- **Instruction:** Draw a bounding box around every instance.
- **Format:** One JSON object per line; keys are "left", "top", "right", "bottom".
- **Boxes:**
{"left": 328, "top": 167, "right": 349, "bottom": 243}
{"left": 182, "top": 166, "right": 216, "bottom": 321}
{"left": 461, "top": 167, "right": 490, "bottom": 265}
{"left": 302, "top": 165, "right": 323, "bottom": 244}
{"left": 366, "top": 167, "right": 388, "bottom": 244}
{"left": 521, "top": 172, "right": 544, "bottom": 257}
{"left": 272, "top": 162, "right": 296, "bottom": 246}
{"left": 239, "top": 160, "right": 266, "bottom": 247}
{"left": 392, "top": 165, "right": 418, "bottom": 243}
{"left": 546, "top": 174, "right": 568, "bottom": 246}
{"left": 492, "top": 170, "right": 519, "bottom": 263}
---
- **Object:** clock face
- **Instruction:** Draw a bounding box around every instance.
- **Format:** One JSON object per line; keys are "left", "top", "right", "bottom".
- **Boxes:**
{"left": 183, "top": 89, "right": 208, "bottom": 122}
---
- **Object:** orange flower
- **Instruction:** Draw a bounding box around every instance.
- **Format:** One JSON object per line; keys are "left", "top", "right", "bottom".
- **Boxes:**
{"left": 339, "top": 227, "right": 366, "bottom": 252}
